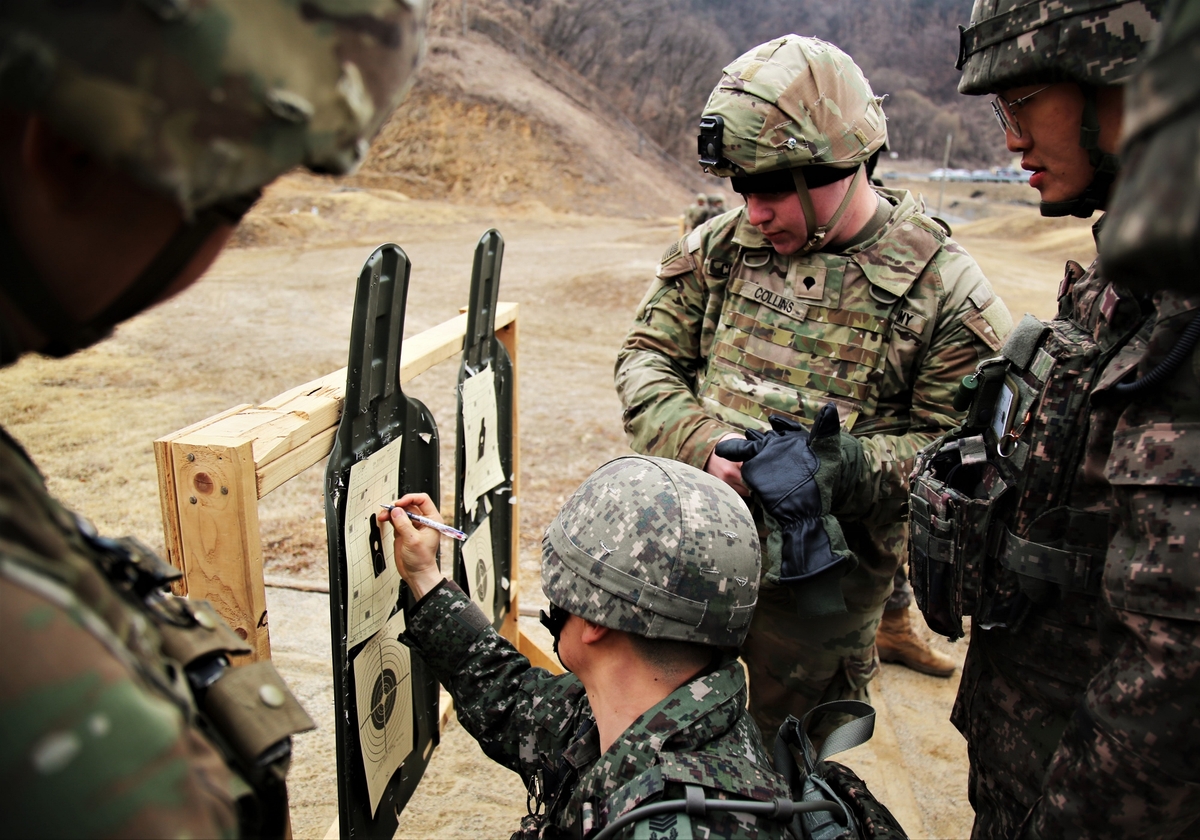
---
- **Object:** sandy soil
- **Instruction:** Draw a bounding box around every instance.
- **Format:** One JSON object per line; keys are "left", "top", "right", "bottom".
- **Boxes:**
{"left": 0, "top": 172, "right": 1098, "bottom": 839}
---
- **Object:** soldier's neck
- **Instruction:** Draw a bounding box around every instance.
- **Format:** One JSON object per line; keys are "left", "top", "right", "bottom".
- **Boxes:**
{"left": 578, "top": 641, "right": 700, "bottom": 754}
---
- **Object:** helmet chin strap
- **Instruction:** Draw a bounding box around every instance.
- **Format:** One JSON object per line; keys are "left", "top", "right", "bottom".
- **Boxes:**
{"left": 1040, "top": 85, "right": 1120, "bottom": 219}
{"left": 789, "top": 166, "right": 865, "bottom": 254}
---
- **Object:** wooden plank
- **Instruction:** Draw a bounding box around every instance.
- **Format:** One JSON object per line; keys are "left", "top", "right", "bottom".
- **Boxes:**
{"left": 155, "top": 404, "right": 253, "bottom": 595}
{"left": 167, "top": 304, "right": 521, "bottom": 510}
{"left": 172, "top": 439, "right": 271, "bottom": 662}
{"left": 496, "top": 312, "right": 521, "bottom": 648}
{"left": 517, "top": 628, "right": 563, "bottom": 676}
{"left": 257, "top": 426, "right": 338, "bottom": 498}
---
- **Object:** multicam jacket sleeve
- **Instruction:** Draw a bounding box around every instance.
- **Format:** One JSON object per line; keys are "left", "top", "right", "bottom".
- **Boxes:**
{"left": 1034, "top": 291, "right": 1200, "bottom": 839}
{"left": 615, "top": 196, "right": 1010, "bottom": 519}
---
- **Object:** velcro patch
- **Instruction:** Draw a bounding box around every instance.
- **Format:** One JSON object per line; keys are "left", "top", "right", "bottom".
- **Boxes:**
{"left": 892, "top": 308, "right": 928, "bottom": 335}
{"left": 705, "top": 258, "right": 731, "bottom": 279}
{"left": 787, "top": 263, "right": 827, "bottom": 300}
{"left": 733, "top": 279, "right": 808, "bottom": 319}
{"left": 661, "top": 240, "right": 682, "bottom": 265}
{"left": 657, "top": 241, "right": 696, "bottom": 279}
{"left": 981, "top": 298, "right": 1014, "bottom": 343}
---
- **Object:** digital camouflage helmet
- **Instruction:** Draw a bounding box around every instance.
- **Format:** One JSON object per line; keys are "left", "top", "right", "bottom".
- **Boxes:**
{"left": 1101, "top": 0, "right": 1200, "bottom": 291}
{"left": 542, "top": 456, "right": 760, "bottom": 648}
{"left": 955, "top": 0, "right": 1164, "bottom": 217}
{"left": 0, "top": 0, "right": 427, "bottom": 355}
{"left": 697, "top": 35, "right": 887, "bottom": 254}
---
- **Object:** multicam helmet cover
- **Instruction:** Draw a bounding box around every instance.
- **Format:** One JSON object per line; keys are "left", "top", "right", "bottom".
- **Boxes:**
{"left": 1102, "top": 0, "right": 1200, "bottom": 289}
{"left": 698, "top": 34, "right": 887, "bottom": 179}
{"left": 956, "top": 0, "right": 1164, "bottom": 95}
{"left": 0, "top": 0, "right": 428, "bottom": 216}
{"left": 542, "top": 456, "right": 760, "bottom": 648}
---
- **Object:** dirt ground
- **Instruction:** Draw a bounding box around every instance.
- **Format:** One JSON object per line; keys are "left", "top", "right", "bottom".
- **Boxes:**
{"left": 0, "top": 173, "right": 1096, "bottom": 839}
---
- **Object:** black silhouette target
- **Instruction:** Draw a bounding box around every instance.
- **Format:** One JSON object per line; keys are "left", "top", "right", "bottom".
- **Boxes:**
{"left": 474, "top": 558, "right": 490, "bottom": 602}
{"left": 324, "top": 243, "right": 440, "bottom": 838}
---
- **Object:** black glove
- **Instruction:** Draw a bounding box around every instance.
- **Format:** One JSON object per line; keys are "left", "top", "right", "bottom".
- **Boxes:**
{"left": 715, "top": 404, "right": 856, "bottom": 589}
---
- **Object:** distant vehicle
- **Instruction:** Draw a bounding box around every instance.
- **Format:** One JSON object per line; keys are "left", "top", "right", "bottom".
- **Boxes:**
{"left": 994, "top": 167, "right": 1027, "bottom": 183}
{"left": 927, "top": 167, "right": 1028, "bottom": 183}
{"left": 929, "top": 168, "right": 974, "bottom": 181}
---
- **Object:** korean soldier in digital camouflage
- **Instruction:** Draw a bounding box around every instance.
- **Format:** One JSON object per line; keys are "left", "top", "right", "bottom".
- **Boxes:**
{"left": 907, "top": 0, "right": 1200, "bottom": 836}
{"left": 379, "top": 457, "right": 797, "bottom": 839}
{"left": 615, "top": 34, "right": 1013, "bottom": 743}
{"left": 1097, "top": 0, "right": 1200, "bottom": 832}
{"left": 0, "top": 1, "right": 425, "bottom": 836}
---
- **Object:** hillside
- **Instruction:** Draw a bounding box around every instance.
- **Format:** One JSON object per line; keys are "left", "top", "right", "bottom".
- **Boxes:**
{"left": 354, "top": 33, "right": 704, "bottom": 215}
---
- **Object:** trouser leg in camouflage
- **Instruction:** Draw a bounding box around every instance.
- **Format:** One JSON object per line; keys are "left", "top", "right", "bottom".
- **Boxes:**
{"left": 742, "top": 589, "right": 883, "bottom": 746}
{"left": 742, "top": 522, "right": 902, "bottom": 747}
{"left": 884, "top": 565, "right": 913, "bottom": 612}
{"left": 951, "top": 595, "right": 1108, "bottom": 840}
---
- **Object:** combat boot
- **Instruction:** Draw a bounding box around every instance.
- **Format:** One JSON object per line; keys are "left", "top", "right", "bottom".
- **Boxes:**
{"left": 876, "top": 607, "right": 956, "bottom": 678}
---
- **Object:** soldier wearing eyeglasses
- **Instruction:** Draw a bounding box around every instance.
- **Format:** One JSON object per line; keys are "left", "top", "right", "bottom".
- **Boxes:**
{"left": 908, "top": 1, "right": 1185, "bottom": 838}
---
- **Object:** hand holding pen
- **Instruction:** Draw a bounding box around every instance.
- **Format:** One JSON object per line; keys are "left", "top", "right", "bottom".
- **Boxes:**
{"left": 377, "top": 494, "right": 456, "bottom": 599}
{"left": 379, "top": 504, "right": 467, "bottom": 541}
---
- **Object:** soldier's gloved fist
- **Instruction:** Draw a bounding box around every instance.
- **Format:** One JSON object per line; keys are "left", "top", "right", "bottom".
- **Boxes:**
{"left": 714, "top": 404, "right": 856, "bottom": 585}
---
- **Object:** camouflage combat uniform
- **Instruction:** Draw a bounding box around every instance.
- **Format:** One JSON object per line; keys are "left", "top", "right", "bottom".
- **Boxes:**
{"left": 0, "top": 427, "right": 314, "bottom": 837}
{"left": 1044, "top": 0, "right": 1200, "bottom": 833}
{"left": 617, "top": 186, "right": 1011, "bottom": 738}
{"left": 685, "top": 203, "right": 711, "bottom": 233}
{"left": 404, "top": 580, "right": 791, "bottom": 840}
{"left": 908, "top": 1, "right": 1197, "bottom": 836}
{"left": 0, "top": 2, "right": 425, "bottom": 835}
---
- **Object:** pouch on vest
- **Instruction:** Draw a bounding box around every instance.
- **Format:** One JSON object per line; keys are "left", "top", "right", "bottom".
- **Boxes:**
{"left": 909, "top": 432, "right": 1008, "bottom": 642}
{"left": 773, "top": 700, "right": 908, "bottom": 840}
{"left": 910, "top": 304, "right": 1135, "bottom": 639}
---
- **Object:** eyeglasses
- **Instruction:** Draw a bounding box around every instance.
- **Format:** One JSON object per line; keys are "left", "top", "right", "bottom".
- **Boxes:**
{"left": 990, "top": 87, "right": 1049, "bottom": 138}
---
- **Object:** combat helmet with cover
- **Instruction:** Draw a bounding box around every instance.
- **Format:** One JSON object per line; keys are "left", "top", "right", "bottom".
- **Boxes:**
{"left": 697, "top": 35, "right": 888, "bottom": 254}
{"left": 955, "top": 0, "right": 1164, "bottom": 217}
{"left": 542, "top": 456, "right": 759, "bottom": 648}
{"left": 1102, "top": 0, "right": 1200, "bottom": 292}
{"left": 0, "top": 0, "right": 427, "bottom": 356}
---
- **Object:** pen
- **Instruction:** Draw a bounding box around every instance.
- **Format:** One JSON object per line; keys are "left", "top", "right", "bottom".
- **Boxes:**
{"left": 379, "top": 504, "right": 468, "bottom": 541}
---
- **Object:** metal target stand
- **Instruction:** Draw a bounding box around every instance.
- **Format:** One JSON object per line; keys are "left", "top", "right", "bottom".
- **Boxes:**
{"left": 323, "top": 244, "right": 441, "bottom": 838}
{"left": 453, "top": 230, "right": 515, "bottom": 630}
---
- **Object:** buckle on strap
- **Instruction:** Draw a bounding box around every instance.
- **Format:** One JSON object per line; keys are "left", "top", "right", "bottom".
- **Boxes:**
{"left": 997, "top": 527, "right": 1105, "bottom": 594}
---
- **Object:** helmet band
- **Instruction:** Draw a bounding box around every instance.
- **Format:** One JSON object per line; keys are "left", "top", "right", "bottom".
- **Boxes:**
{"left": 731, "top": 164, "right": 855, "bottom": 195}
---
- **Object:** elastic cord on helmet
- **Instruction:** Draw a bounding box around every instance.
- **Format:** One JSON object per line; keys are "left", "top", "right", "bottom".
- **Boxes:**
{"left": 1040, "top": 86, "right": 1121, "bottom": 218}
{"left": 789, "top": 165, "right": 866, "bottom": 255}
{"left": 731, "top": 165, "right": 856, "bottom": 195}
{"left": 0, "top": 189, "right": 259, "bottom": 360}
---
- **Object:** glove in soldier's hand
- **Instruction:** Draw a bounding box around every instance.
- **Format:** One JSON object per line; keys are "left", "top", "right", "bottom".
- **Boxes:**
{"left": 715, "top": 404, "right": 856, "bottom": 586}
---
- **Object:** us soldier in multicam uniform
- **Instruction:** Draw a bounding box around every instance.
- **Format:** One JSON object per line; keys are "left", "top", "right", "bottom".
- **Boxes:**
{"left": 908, "top": 1, "right": 1194, "bottom": 837}
{"left": 379, "top": 457, "right": 793, "bottom": 839}
{"left": 685, "top": 192, "right": 712, "bottom": 232}
{"left": 0, "top": 2, "right": 425, "bottom": 836}
{"left": 615, "top": 35, "right": 1012, "bottom": 743}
